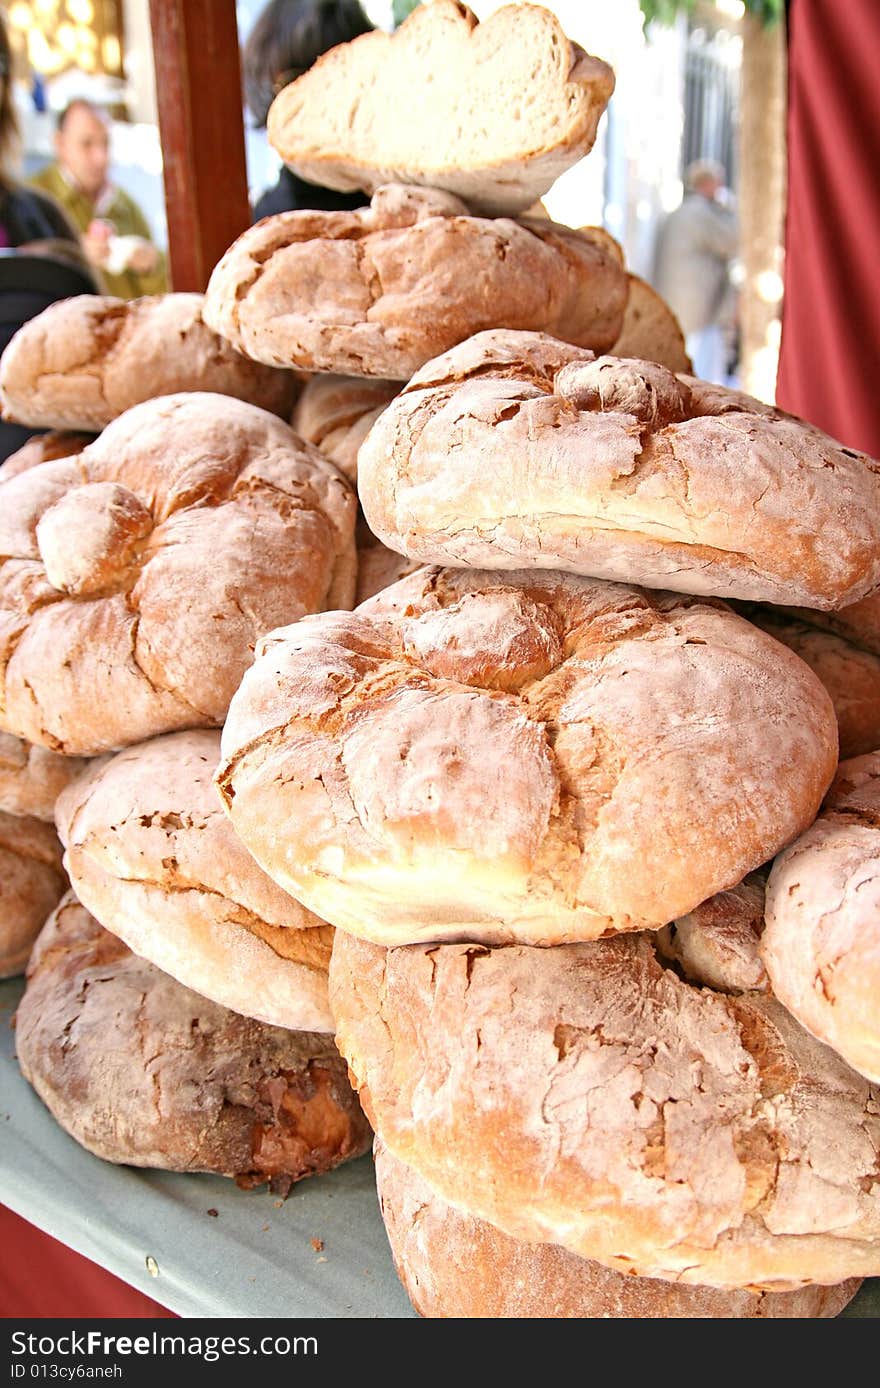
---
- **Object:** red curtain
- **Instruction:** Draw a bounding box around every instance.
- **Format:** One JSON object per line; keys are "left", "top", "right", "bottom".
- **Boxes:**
{"left": 776, "top": 0, "right": 880, "bottom": 456}
{"left": 0, "top": 1205, "right": 175, "bottom": 1318}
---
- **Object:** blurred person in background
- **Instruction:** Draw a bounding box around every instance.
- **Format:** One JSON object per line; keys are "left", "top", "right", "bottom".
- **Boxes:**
{"left": 652, "top": 159, "right": 738, "bottom": 384}
{"left": 30, "top": 98, "right": 167, "bottom": 299}
{"left": 0, "top": 18, "right": 78, "bottom": 250}
{"left": 244, "top": 0, "right": 373, "bottom": 218}
{"left": 0, "top": 14, "right": 98, "bottom": 462}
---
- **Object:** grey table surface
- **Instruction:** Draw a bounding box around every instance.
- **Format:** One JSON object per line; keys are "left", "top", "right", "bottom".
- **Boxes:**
{"left": 1, "top": 977, "right": 877, "bottom": 1319}
{"left": 0, "top": 978, "right": 415, "bottom": 1319}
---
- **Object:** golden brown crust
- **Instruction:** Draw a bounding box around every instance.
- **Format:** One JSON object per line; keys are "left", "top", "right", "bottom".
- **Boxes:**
{"left": 0, "top": 294, "right": 297, "bottom": 430}
{"left": 354, "top": 544, "right": 421, "bottom": 605}
{"left": 266, "top": 2, "right": 614, "bottom": 217}
{"left": 0, "top": 731, "right": 90, "bottom": 821}
{"left": 358, "top": 330, "right": 880, "bottom": 609}
{"left": 0, "top": 392, "right": 356, "bottom": 754}
{"left": 745, "top": 607, "right": 880, "bottom": 759}
{"left": 612, "top": 275, "right": 692, "bottom": 373}
{"left": 2, "top": 431, "right": 94, "bottom": 479}
{"left": 57, "top": 730, "right": 336, "bottom": 1031}
{"left": 375, "top": 1141, "right": 861, "bottom": 1318}
{"left": 203, "top": 186, "right": 627, "bottom": 379}
{"left": 764, "top": 752, "right": 880, "bottom": 1082}
{"left": 330, "top": 929, "right": 880, "bottom": 1289}
{"left": 16, "top": 894, "right": 370, "bottom": 1184}
{"left": 291, "top": 375, "right": 399, "bottom": 483}
{"left": 655, "top": 873, "right": 769, "bottom": 994}
{"left": 0, "top": 809, "right": 66, "bottom": 977}
{"left": 217, "top": 567, "right": 837, "bottom": 946}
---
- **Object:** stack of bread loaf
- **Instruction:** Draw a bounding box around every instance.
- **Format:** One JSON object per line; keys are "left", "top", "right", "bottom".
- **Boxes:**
{"left": 1, "top": 0, "right": 878, "bottom": 1312}
{"left": 194, "top": 1, "right": 879, "bottom": 1315}
{"left": 0, "top": 296, "right": 378, "bottom": 1188}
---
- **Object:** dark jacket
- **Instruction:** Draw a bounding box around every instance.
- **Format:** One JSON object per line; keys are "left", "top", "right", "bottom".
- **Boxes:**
{"left": 0, "top": 180, "right": 78, "bottom": 247}
{"left": 0, "top": 183, "right": 89, "bottom": 463}
{"left": 253, "top": 164, "right": 368, "bottom": 220}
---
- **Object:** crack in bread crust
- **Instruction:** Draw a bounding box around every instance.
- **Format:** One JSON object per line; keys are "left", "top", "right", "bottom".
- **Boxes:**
{"left": 0, "top": 394, "right": 356, "bottom": 754}
{"left": 217, "top": 566, "right": 837, "bottom": 947}
{"left": 330, "top": 928, "right": 880, "bottom": 1290}
{"left": 357, "top": 332, "right": 880, "bottom": 609}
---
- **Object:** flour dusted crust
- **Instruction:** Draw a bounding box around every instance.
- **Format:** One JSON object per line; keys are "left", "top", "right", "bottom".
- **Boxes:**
{"left": 375, "top": 1141, "right": 861, "bottom": 1318}
{"left": 656, "top": 873, "right": 769, "bottom": 995}
{"left": 0, "top": 810, "right": 65, "bottom": 977}
{"left": 266, "top": 2, "right": 614, "bottom": 218}
{"left": 0, "top": 392, "right": 356, "bottom": 754}
{"left": 16, "top": 895, "right": 370, "bottom": 1184}
{"left": 746, "top": 607, "right": 880, "bottom": 759}
{"left": 0, "top": 294, "right": 297, "bottom": 431}
{"left": 358, "top": 330, "right": 880, "bottom": 608}
{"left": 217, "top": 567, "right": 836, "bottom": 946}
{"left": 203, "top": 186, "right": 627, "bottom": 380}
{"left": 612, "top": 275, "right": 691, "bottom": 373}
{"left": 0, "top": 731, "right": 90, "bottom": 821}
{"left": 56, "top": 730, "right": 335, "bottom": 1031}
{"left": 291, "top": 375, "right": 399, "bottom": 483}
{"left": 330, "top": 929, "right": 880, "bottom": 1289}
{"left": 764, "top": 753, "right": 880, "bottom": 1083}
{"left": 2, "top": 431, "right": 93, "bottom": 479}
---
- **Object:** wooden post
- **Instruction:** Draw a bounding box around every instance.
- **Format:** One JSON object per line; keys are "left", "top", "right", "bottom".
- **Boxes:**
{"left": 148, "top": 0, "right": 251, "bottom": 291}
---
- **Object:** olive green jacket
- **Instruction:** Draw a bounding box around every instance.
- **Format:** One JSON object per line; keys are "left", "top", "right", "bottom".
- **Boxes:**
{"left": 28, "top": 162, "right": 168, "bottom": 299}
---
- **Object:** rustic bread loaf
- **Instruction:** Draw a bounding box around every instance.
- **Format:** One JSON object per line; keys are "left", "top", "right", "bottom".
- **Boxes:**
{"left": 783, "top": 593, "right": 880, "bottom": 657}
{"left": 266, "top": 2, "right": 614, "bottom": 217}
{"left": 291, "top": 375, "right": 399, "bottom": 483}
{"left": 745, "top": 607, "right": 880, "bottom": 759}
{"left": 0, "top": 392, "right": 356, "bottom": 754}
{"left": 358, "top": 330, "right": 880, "bottom": 608}
{"left": 0, "top": 810, "right": 65, "bottom": 977}
{"left": 330, "top": 928, "right": 880, "bottom": 1289}
{"left": 56, "top": 730, "right": 335, "bottom": 1031}
{"left": 16, "top": 894, "right": 370, "bottom": 1186}
{"left": 374, "top": 1140, "right": 861, "bottom": 1318}
{"left": 217, "top": 567, "right": 836, "bottom": 946}
{"left": 354, "top": 542, "right": 420, "bottom": 605}
{"left": 764, "top": 753, "right": 880, "bottom": 1083}
{"left": 655, "top": 873, "right": 769, "bottom": 994}
{"left": 203, "top": 186, "right": 627, "bottom": 380}
{"left": 0, "top": 731, "right": 89, "bottom": 821}
{"left": 612, "top": 274, "right": 691, "bottom": 372}
{"left": 2, "top": 430, "right": 93, "bottom": 479}
{"left": 0, "top": 293, "right": 297, "bottom": 431}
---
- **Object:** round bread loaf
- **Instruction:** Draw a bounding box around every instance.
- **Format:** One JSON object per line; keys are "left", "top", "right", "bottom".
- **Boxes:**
{"left": 374, "top": 1140, "right": 861, "bottom": 1318}
{"left": 745, "top": 607, "right": 880, "bottom": 759}
{"left": 0, "top": 731, "right": 90, "bottom": 821}
{"left": 2, "top": 430, "right": 93, "bottom": 480}
{"left": 611, "top": 274, "right": 691, "bottom": 373}
{"left": 0, "top": 810, "right": 66, "bottom": 977}
{"left": 203, "top": 185, "right": 627, "bottom": 380}
{"left": 0, "top": 392, "right": 356, "bottom": 754}
{"left": 0, "top": 293, "right": 297, "bottom": 431}
{"left": 56, "top": 730, "right": 335, "bottom": 1031}
{"left": 763, "top": 753, "right": 880, "bottom": 1082}
{"left": 291, "top": 375, "right": 399, "bottom": 483}
{"left": 266, "top": 1, "right": 614, "bottom": 218}
{"left": 16, "top": 894, "right": 371, "bottom": 1186}
{"left": 330, "top": 929, "right": 880, "bottom": 1289}
{"left": 358, "top": 330, "right": 880, "bottom": 609}
{"left": 655, "top": 872, "right": 769, "bottom": 995}
{"left": 355, "top": 543, "right": 420, "bottom": 606}
{"left": 782, "top": 594, "right": 880, "bottom": 658}
{"left": 217, "top": 567, "right": 837, "bottom": 947}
